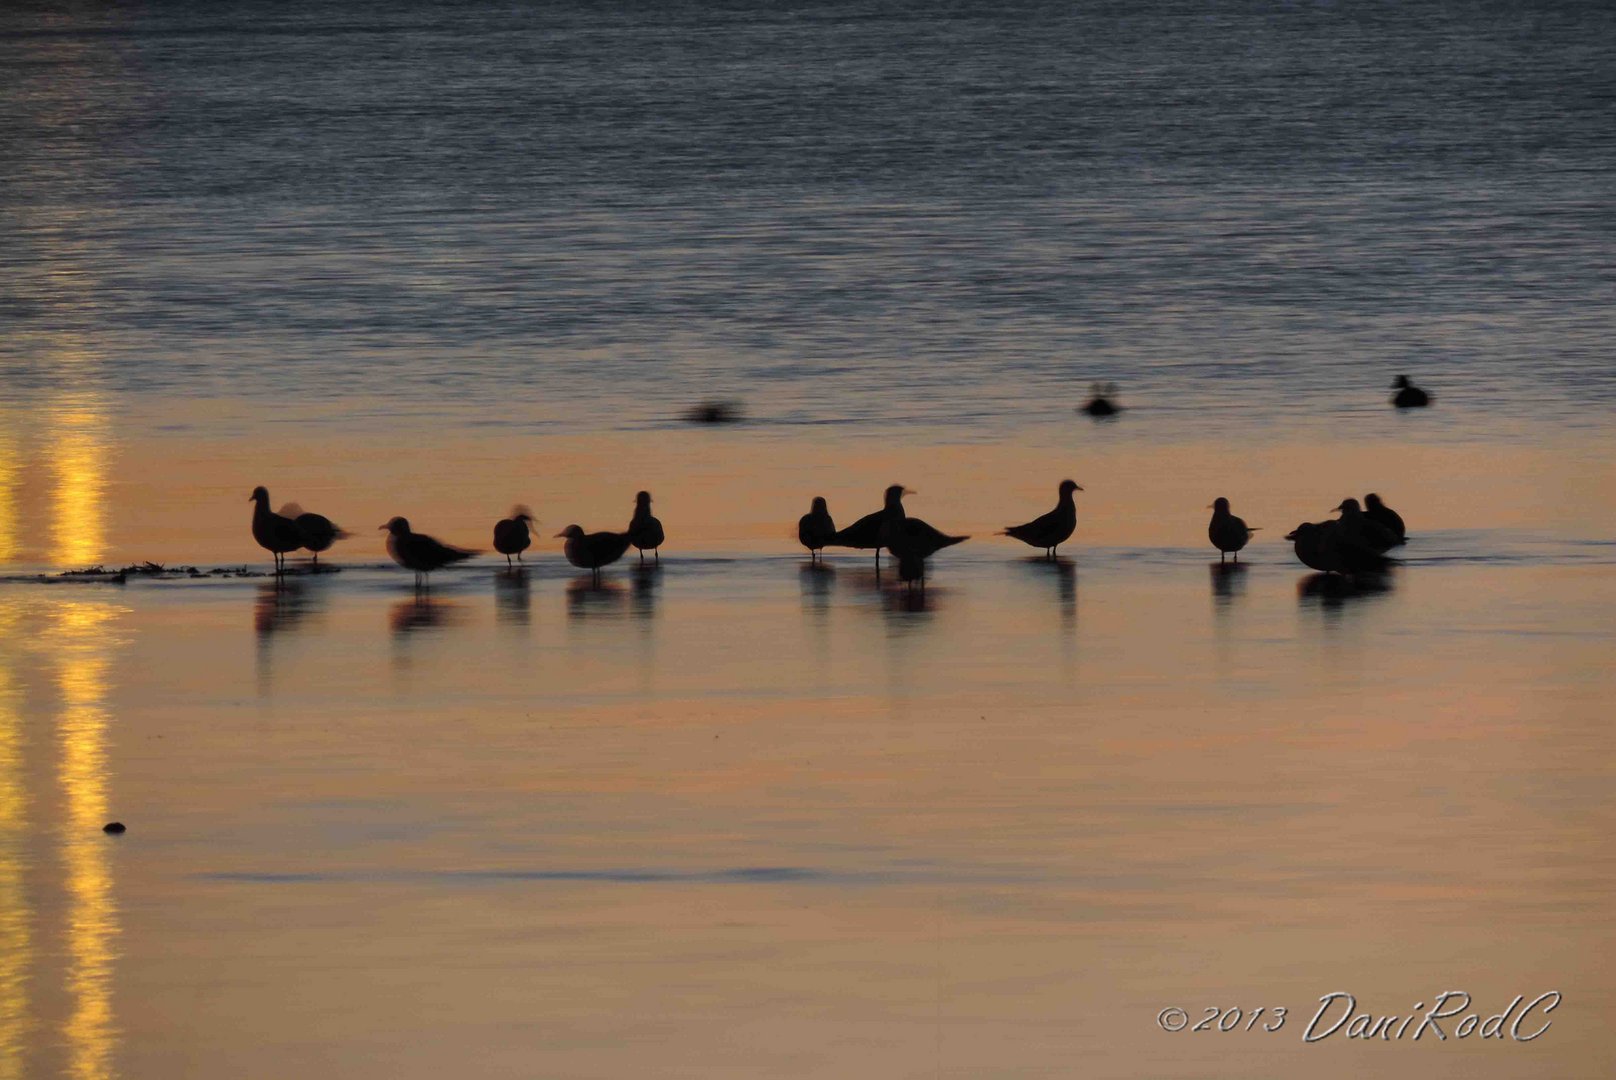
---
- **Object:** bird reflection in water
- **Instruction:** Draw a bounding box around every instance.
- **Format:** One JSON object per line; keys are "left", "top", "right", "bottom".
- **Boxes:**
{"left": 1297, "top": 570, "right": 1396, "bottom": 609}
{"left": 389, "top": 594, "right": 460, "bottom": 635}
{"left": 799, "top": 560, "right": 835, "bottom": 605}
{"left": 629, "top": 562, "right": 661, "bottom": 619}
{"left": 494, "top": 568, "right": 532, "bottom": 628}
{"left": 1210, "top": 561, "right": 1247, "bottom": 605}
{"left": 566, "top": 576, "right": 628, "bottom": 620}
{"left": 253, "top": 579, "right": 322, "bottom": 637}
{"left": 883, "top": 578, "right": 940, "bottom": 616}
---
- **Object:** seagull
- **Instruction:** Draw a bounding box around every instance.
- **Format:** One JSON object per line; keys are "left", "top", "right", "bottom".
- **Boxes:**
{"left": 1333, "top": 498, "right": 1403, "bottom": 553}
{"left": 380, "top": 517, "right": 477, "bottom": 588}
{"left": 1001, "top": 479, "right": 1082, "bottom": 557}
{"left": 493, "top": 507, "right": 534, "bottom": 567}
{"left": 1081, "top": 382, "right": 1121, "bottom": 417}
{"left": 797, "top": 496, "right": 836, "bottom": 563}
{"left": 277, "top": 503, "right": 350, "bottom": 568}
{"left": 627, "top": 491, "right": 665, "bottom": 563}
{"left": 1363, "top": 493, "right": 1406, "bottom": 543}
{"left": 1285, "top": 520, "right": 1391, "bottom": 575}
{"left": 1391, "top": 375, "right": 1431, "bottom": 408}
{"left": 556, "top": 525, "right": 632, "bottom": 585}
{"left": 248, "top": 487, "right": 306, "bottom": 574}
{"left": 1207, "top": 497, "right": 1259, "bottom": 563}
{"left": 829, "top": 484, "right": 909, "bottom": 567}
{"left": 883, "top": 516, "right": 968, "bottom": 584}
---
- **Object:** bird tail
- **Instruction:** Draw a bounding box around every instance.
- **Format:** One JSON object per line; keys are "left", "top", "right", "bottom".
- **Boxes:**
{"left": 939, "top": 534, "right": 969, "bottom": 549}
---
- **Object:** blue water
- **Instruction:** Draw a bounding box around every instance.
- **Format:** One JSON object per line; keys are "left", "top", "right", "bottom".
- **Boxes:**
{"left": 3, "top": 0, "right": 1614, "bottom": 433}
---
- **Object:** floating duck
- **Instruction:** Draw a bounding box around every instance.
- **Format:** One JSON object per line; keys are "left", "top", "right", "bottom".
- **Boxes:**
{"left": 493, "top": 507, "right": 534, "bottom": 567}
{"left": 1363, "top": 493, "right": 1406, "bottom": 543}
{"left": 381, "top": 517, "right": 477, "bottom": 587}
{"left": 556, "top": 525, "right": 632, "bottom": 584}
{"left": 1391, "top": 375, "right": 1431, "bottom": 408}
{"left": 683, "top": 400, "right": 744, "bottom": 424}
{"left": 797, "top": 496, "right": 836, "bottom": 563}
{"left": 1207, "top": 497, "right": 1258, "bottom": 563}
{"left": 627, "top": 491, "right": 665, "bottom": 563}
{"left": 248, "top": 487, "right": 306, "bottom": 574}
{"left": 1081, "top": 382, "right": 1121, "bottom": 417}
{"left": 830, "top": 484, "right": 909, "bottom": 567}
{"left": 1001, "top": 479, "right": 1082, "bottom": 557}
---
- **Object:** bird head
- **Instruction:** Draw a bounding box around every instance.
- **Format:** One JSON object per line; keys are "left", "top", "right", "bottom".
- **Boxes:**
{"left": 1364, "top": 493, "right": 1384, "bottom": 510}
{"left": 1392, "top": 376, "right": 1410, "bottom": 389}
{"left": 510, "top": 505, "right": 534, "bottom": 523}
{"left": 884, "top": 485, "right": 913, "bottom": 506}
{"left": 811, "top": 496, "right": 828, "bottom": 512}
{"left": 555, "top": 525, "right": 585, "bottom": 540}
{"left": 1209, "top": 496, "right": 1230, "bottom": 511}
{"left": 1060, "top": 479, "right": 1083, "bottom": 495}
{"left": 1332, "top": 499, "right": 1360, "bottom": 515}
{"left": 249, "top": 486, "right": 269, "bottom": 503}
{"left": 379, "top": 517, "right": 410, "bottom": 536}
{"left": 634, "top": 491, "right": 652, "bottom": 507}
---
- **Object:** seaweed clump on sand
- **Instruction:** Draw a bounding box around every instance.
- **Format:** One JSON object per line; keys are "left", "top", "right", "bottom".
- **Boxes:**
{"left": 42, "top": 563, "right": 263, "bottom": 584}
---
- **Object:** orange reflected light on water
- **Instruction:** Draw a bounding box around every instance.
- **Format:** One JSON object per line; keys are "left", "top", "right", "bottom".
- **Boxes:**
{"left": 54, "top": 602, "right": 119, "bottom": 1080}
{"left": 49, "top": 394, "right": 110, "bottom": 570}
{"left": 0, "top": 604, "right": 31, "bottom": 1080}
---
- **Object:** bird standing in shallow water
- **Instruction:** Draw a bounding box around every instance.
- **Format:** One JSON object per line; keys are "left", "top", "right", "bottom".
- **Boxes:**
{"left": 1285, "top": 520, "right": 1391, "bottom": 576}
{"left": 556, "top": 525, "right": 632, "bottom": 585}
{"left": 1363, "top": 493, "right": 1406, "bottom": 543}
{"left": 1207, "top": 497, "right": 1258, "bottom": 563}
{"left": 493, "top": 507, "right": 534, "bottom": 567}
{"left": 248, "top": 487, "right": 306, "bottom": 574}
{"left": 1391, "top": 375, "right": 1431, "bottom": 408}
{"left": 830, "top": 484, "right": 909, "bottom": 568}
{"left": 797, "top": 497, "right": 836, "bottom": 563}
{"left": 381, "top": 517, "right": 477, "bottom": 588}
{"left": 1001, "top": 480, "right": 1082, "bottom": 557}
{"left": 278, "top": 503, "right": 350, "bottom": 568}
{"left": 1333, "top": 498, "right": 1403, "bottom": 553}
{"left": 627, "top": 491, "right": 665, "bottom": 563}
{"left": 883, "top": 516, "right": 968, "bottom": 585}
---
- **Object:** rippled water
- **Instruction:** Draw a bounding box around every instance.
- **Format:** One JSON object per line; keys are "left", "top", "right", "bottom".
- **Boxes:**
{"left": 4, "top": 0, "right": 1615, "bottom": 433}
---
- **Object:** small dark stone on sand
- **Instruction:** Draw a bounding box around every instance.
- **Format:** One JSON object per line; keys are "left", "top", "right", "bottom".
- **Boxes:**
{"left": 103, "top": 821, "right": 126, "bottom": 834}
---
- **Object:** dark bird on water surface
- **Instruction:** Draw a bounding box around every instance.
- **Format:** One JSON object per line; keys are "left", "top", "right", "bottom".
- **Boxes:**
{"left": 1391, "top": 375, "right": 1431, "bottom": 408}
{"left": 883, "top": 516, "right": 969, "bottom": 584}
{"left": 627, "top": 491, "right": 665, "bottom": 563}
{"left": 829, "top": 484, "right": 910, "bottom": 567}
{"left": 556, "top": 524, "right": 633, "bottom": 584}
{"left": 1284, "top": 520, "right": 1391, "bottom": 576}
{"left": 1001, "top": 479, "right": 1082, "bottom": 557}
{"left": 248, "top": 487, "right": 305, "bottom": 574}
{"left": 1081, "top": 383, "right": 1121, "bottom": 417}
{"left": 1207, "top": 497, "right": 1258, "bottom": 563}
{"left": 493, "top": 507, "right": 534, "bottom": 567}
{"left": 1363, "top": 493, "right": 1406, "bottom": 543}
{"left": 797, "top": 496, "right": 836, "bottom": 563}
{"left": 277, "top": 503, "right": 350, "bottom": 567}
{"left": 381, "top": 517, "right": 477, "bottom": 587}
{"left": 1333, "top": 498, "right": 1403, "bottom": 553}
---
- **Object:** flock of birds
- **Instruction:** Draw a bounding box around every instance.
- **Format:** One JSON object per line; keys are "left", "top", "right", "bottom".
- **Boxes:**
{"left": 248, "top": 480, "right": 1413, "bottom": 589}
{"left": 245, "top": 375, "right": 1433, "bottom": 587}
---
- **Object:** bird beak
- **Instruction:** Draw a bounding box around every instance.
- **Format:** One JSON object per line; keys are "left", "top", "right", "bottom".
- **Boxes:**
{"left": 903, "top": 488, "right": 916, "bottom": 496}
{"left": 1331, "top": 504, "right": 1345, "bottom": 513}
{"left": 553, "top": 530, "right": 567, "bottom": 538}
{"left": 377, "top": 524, "right": 388, "bottom": 530}
{"left": 1205, "top": 503, "right": 1213, "bottom": 509}
{"left": 1075, "top": 485, "right": 1084, "bottom": 491}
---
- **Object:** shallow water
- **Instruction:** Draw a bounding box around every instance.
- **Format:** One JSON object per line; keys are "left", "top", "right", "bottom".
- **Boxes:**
{"left": 3, "top": 0, "right": 1616, "bottom": 1076}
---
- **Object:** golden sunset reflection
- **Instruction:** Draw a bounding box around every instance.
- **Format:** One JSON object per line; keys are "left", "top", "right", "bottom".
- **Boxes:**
{"left": 0, "top": 427, "right": 18, "bottom": 567}
{"left": 53, "top": 602, "right": 120, "bottom": 1080}
{"left": 49, "top": 392, "right": 111, "bottom": 570}
{"left": 0, "top": 605, "right": 31, "bottom": 1080}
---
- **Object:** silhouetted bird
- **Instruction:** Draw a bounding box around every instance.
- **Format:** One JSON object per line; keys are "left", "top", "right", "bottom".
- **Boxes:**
{"left": 493, "top": 507, "right": 534, "bottom": 567}
{"left": 1391, "top": 375, "right": 1431, "bottom": 408}
{"left": 883, "top": 516, "right": 968, "bottom": 583}
{"left": 1207, "top": 497, "right": 1258, "bottom": 563}
{"left": 797, "top": 496, "right": 836, "bottom": 563}
{"left": 830, "top": 484, "right": 910, "bottom": 567}
{"left": 1333, "top": 498, "right": 1403, "bottom": 552}
{"left": 1285, "top": 520, "right": 1391, "bottom": 575}
{"left": 1001, "top": 479, "right": 1082, "bottom": 557}
{"left": 627, "top": 491, "right": 665, "bottom": 563}
{"left": 248, "top": 487, "right": 305, "bottom": 574}
{"left": 683, "top": 400, "right": 743, "bottom": 424}
{"left": 277, "top": 503, "right": 350, "bottom": 567}
{"left": 556, "top": 525, "right": 632, "bottom": 584}
{"left": 1363, "top": 493, "right": 1406, "bottom": 543}
{"left": 1081, "top": 382, "right": 1121, "bottom": 417}
{"left": 381, "top": 517, "right": 477, "bottom": 587}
